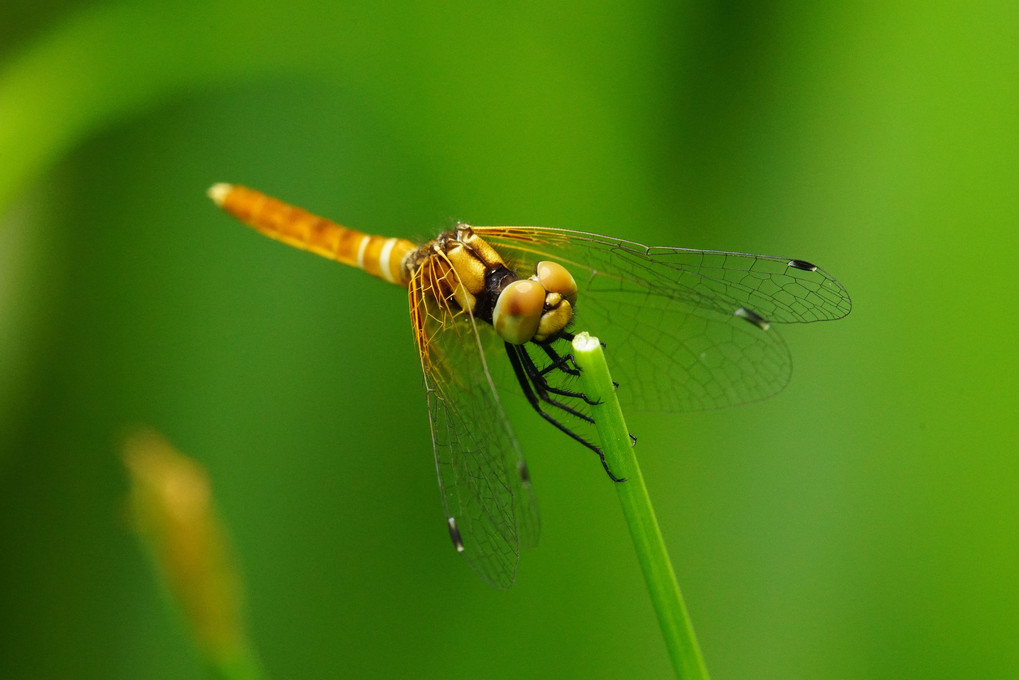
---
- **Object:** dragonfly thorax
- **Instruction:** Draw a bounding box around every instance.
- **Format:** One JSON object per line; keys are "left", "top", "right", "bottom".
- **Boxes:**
{"left": 426, "top": 225, "right": 579, "bottom": 345}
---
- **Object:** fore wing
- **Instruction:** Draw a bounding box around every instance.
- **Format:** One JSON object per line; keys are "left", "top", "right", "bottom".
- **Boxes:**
{"left": 475, "top": 226, "right": 852, "bottom": 413}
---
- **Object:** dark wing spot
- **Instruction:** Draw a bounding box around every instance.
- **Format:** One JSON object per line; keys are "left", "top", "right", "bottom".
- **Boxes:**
{"left": 518, "top": 461, "right": 531, "bottom": 484}
{"left": 788, "top": 259, "right": 818, "bottom": 272}
{"left": 447, "top": 517, "right": 465, "bottom": 553}
{"left": 734, "top": 306, "right": 771, "bottom": 331}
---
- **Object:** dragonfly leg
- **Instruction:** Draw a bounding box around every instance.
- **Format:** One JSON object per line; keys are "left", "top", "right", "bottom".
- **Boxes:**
{"left": 536, "top": 340, "right": 581, "bottom": 376}
{"left": 531, "top": 370, "right": 600, "bottom": 406}
{"left": 539, "top": 335, "right": 618, "bottom": 391}
{"left": 505, "top": 343, "right": 625, "bottom": 482}
{"left": 540, "top": 337, "right": 632, "bottom": 446}
{"left": 519, "top": 345, "right": 598, "bottom": 418}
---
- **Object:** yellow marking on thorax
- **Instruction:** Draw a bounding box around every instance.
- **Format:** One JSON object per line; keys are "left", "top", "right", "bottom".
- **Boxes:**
{"left": 209, "top": 184, "right": 415, "bottom": 287}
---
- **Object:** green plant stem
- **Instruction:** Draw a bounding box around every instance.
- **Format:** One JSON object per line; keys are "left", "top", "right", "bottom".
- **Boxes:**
{"left": 572, "top": 332, "right": 710, "bottom": 680}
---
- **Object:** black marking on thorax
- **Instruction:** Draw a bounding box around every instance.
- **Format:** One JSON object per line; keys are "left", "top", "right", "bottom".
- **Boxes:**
{"left": 473, "top": 264, "right": 518, "bottom": 325}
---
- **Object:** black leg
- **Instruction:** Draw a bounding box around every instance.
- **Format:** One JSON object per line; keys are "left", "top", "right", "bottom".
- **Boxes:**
{"left": 519, "top": 345, "right": 599, "bottom": 409}
{"left": 542, "top": 334, "right": 617, "bottom": 389}
{"left": 505, "top": 342, "right": 625, "bottom": 482}
{"left": 537, "top": 341, "right": 581, "bottom": 377}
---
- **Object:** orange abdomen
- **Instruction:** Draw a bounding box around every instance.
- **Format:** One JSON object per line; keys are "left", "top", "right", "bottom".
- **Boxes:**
{"left": 208, "top": 184, "right": 416, "bottom": 287}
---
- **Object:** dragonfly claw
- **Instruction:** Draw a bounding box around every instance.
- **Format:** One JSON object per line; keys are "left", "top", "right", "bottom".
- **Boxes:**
{"left": 599, "top": 455, "right": 626, "bottom": 483}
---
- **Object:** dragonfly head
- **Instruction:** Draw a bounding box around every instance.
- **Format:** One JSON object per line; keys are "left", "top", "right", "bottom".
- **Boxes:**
{"left": 492, "top": 261, "right": 578, "bottom": 345}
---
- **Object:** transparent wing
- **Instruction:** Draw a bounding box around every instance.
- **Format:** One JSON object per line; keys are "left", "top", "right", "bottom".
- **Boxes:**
{"left": 474, "top": 226, "right": 852, "bottom": 413}
{"left": 408, "top": 253, "right": 540, "bottom": 589}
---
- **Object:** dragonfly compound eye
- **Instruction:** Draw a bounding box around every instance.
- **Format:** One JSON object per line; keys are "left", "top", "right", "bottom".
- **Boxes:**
{"left": 534, "top": 261, "right": 577, "bottom": 305}
{"left": 493, "top": 279, "right": 545, "bottom": 344}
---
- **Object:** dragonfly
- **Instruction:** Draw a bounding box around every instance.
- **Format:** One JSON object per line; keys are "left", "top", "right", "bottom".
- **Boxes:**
{"left": 208, "top": 183, "right": 852, "bottom": 589}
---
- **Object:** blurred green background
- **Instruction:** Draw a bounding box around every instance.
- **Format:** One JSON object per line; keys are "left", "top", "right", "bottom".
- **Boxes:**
{"left": 2, "top": 1, "right": 1017, "bottom": 678}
